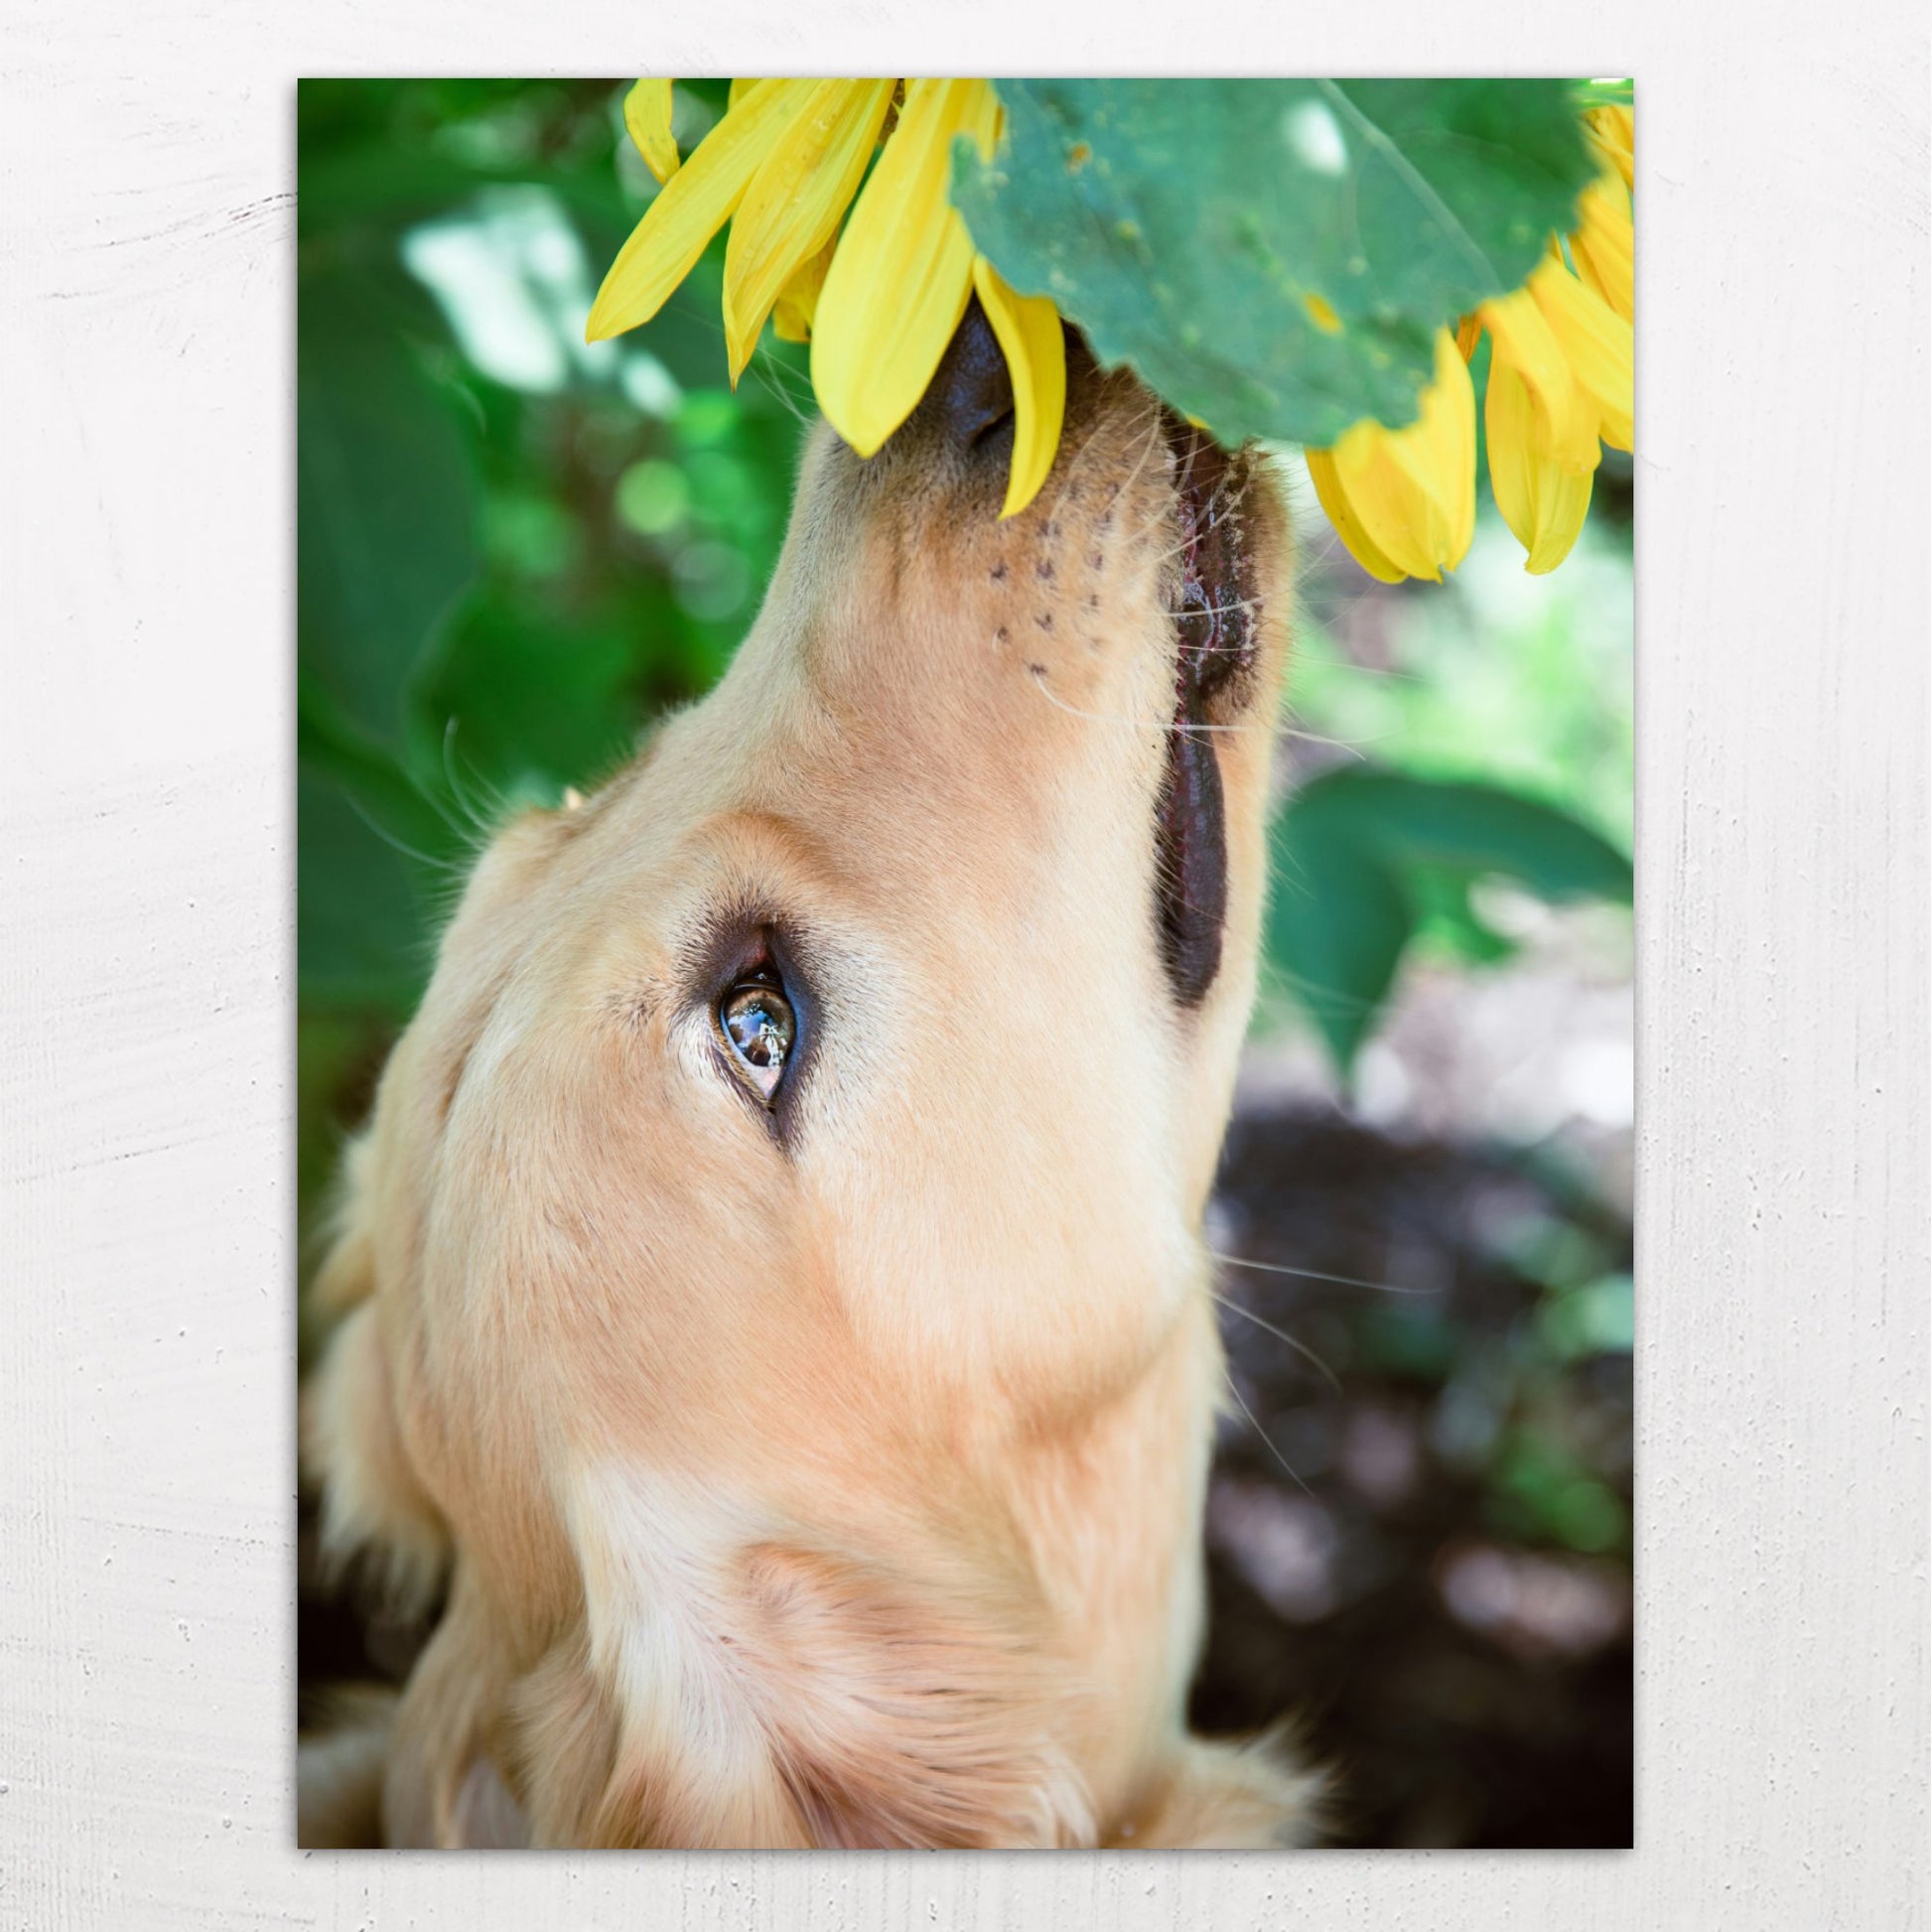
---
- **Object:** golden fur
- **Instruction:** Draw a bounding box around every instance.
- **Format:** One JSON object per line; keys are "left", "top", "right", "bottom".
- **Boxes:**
{"left": 299, "top": 347, "right": 1320, "bottom": 1849}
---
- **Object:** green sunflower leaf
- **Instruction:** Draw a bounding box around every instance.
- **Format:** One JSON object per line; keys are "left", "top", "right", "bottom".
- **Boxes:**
{"left": 1266, "top": 800, "right": 1416, "bottom": 1074}
{"left": 1267, "top": 767, "right": 1632, "bottom": 1075}
{"left": 954, "top": 79, "right": 1594, "bottom": 446}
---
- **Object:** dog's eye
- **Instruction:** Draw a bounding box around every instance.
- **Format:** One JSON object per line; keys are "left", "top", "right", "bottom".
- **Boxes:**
{"left": 719, "top": 978, "right": 795, "bottom": 1102}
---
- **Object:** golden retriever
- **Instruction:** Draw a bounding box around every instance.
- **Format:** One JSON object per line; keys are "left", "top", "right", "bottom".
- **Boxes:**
{"left": 299, "top": 306, "right": 1320, "bottom": 1849}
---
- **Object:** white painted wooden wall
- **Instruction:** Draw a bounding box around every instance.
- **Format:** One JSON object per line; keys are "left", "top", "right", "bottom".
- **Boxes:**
{"left": 2, "top": 6, "right": 1925, "bottom": 1925}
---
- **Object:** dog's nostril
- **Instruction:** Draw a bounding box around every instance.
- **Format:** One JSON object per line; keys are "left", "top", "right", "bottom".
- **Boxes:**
{"left": 929, "top": 294, "right": 1015, "bottom": 448}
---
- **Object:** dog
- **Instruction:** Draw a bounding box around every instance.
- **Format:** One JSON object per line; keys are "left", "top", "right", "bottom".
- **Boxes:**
{"left": 299, "top": 304, "right": 1321, "bottom": 1849}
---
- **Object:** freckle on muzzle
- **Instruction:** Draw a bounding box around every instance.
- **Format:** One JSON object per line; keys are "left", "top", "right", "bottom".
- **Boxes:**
{"left": 880, "top": 303, "right": 1261, "bottom": 1013}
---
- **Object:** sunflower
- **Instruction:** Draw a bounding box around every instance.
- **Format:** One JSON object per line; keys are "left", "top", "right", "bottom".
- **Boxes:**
{"left": 591, "top": 81, "right": 1632, "bottom": 571}
{"left": 1311, "top": 102, "right": 1635, "bottom": 581}
{"left": 588, "top": 78, "right": 1066, "bottom": 519}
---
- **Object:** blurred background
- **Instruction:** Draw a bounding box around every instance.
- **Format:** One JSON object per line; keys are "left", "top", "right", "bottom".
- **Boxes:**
{"left": 297, "top": 79, "right": 1634, "bottom": 1849}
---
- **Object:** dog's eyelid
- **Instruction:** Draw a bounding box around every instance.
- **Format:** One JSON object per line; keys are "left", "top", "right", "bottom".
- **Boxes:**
{"left": 734, "top": 948, "right": 780, "bottom": 987}
{"left": 684, "top": 919, "right": 817, "bottom": 1134}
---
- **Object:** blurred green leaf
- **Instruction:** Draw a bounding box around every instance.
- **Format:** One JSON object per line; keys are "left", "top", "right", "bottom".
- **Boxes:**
{"left": 1299, "top": 769, "right": 1632, "bottom": 903}
{"left": 296, "top": 769, "right": 438, "bottom": 1016}
{"left": 1280, "top": 516, "right": 1634, "bottom": 851}
{"left": 405, "top": 593, "right": 660, "bottom": 802}
{"left": 955, "top": 79, "right": 1593, "bottom": 446}
{"left": 1267, "top": 801, "right": 1415, "bottom": 1072}
{"left": 1533, "top": 1274, "right": 1635, "bottom": 1363}
{"left": 1404, "top": 866, "right": 1518, "bottom": 967}
{"left": 299, "top": 671, "right": 470, "bottom": 866}
{"left": 297, "top": 77, "right": 639, "bottom": 248}
{"left": 1353, "top": 1304, "right": 1460, "bottom": 1383}
{"left": 1486, "top": 1202, "right": 1612, "bottom": 1295}
{"left": 1488, "top": 1431, "right": 1627, "bottom": 1554}
{"left": 299, "top": 270, "right": 483, "bottom": 739}
{"left": 1268, "top": 767, "right": 1631, "bottom": 1073}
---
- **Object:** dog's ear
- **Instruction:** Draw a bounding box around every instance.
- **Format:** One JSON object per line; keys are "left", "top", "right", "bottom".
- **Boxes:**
{"left": 378, "top": 1575, "right": 536, "bottom": 1848}
{"left": 302, "top": 1135, "right": 448, "bottom": 1612}
{"left": 310, "top": 1130, "right": 379, "bottom": 1314}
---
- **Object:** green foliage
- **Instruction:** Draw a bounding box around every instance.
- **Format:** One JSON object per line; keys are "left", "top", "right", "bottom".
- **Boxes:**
{"left": 1487, "top": 1428, "right": 1627, "bottom": 1554}
{"left": 1534, "top": 1274, "right": 1635, "bottom": 1364}
{"left": 954, "top": 79, "right": 1594, "bottom": 447}
{"left": 298, "top": 268, "right": 483, "bottom": 739}
{"left": 1283, "top": 514, "right": 1635, "bottom": 843}
{"left": 1267, "top": 768, "right": 1632, "bottom": 1073}
{"left": 297, "top": 78, "right": 810, "bottom": 1027}
{"left": 296, "top": 766, "right": 437, "bottom": 1014}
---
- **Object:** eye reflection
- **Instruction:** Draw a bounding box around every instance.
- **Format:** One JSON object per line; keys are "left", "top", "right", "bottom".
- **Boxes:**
{"left": 719, "top": 979, "right": 795, "bottom": 1103}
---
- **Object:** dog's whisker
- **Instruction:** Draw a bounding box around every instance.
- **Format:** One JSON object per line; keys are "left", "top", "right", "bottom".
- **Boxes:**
{"left": 338, "top": 792, "right": 474, "bottom": 883}
{"left": 1208, "top": 1289, "right": 1344, "bottom": 1397}
{"left": 1174, "top": 594, "right": 1264, "bottom": 622}
{"left": 1026, "top": 673, "right": 1283, "bottom": 738}
{"left": 1076, "top": 405, "right": 1174, "bottom": 550}
{"left": 1249, "top": 950, "right": 1397, "bottom": 1022}
{"left": 1119, "top": 464, "right": 1264, "bottom": 574}
{"left": 440, "top": 718, "right": 514, "bottom": 846}
{"left": 1270, "top": 723, "right": 1385, "bottom": 756}
{"left": 1219, "top": 1370, "right": 1316, "bottom": 1498}
{"left": 1207, "top": 1248, "right": 1439, "bottom": 1298}
{"left": 749, "top": 350, "right": 818, "bottom": 431}
{"left": 1041, "top": 389, "right": 1162, "bottom": 529}
{"left": 391, "top": 744, "right": 489, "bottom": 856}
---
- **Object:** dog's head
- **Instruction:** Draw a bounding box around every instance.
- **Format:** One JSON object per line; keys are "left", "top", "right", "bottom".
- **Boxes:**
{"left": 306, "top": 309, "right": 1291, "bottom": 1846}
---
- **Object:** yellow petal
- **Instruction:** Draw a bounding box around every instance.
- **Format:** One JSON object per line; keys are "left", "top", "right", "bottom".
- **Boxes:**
{"left": 772, "top": 236, "right": 836, "bottom": 343}
{"left": 1351, "top": 435, "right": 1447, "bottom": 582}
{"left": 1309, "top": 331, "right": 1474, "bottom": 583}
{"left": 1361, "top": 330, "right": 1476, "bottom": 577}
{"left": 1306, "top": 447, "right": 1406, "bottom": 584}
{"left": 1531, "top": 259, "right": 1633, "bottom": 452}
{"left": 811, "top": 78, "right": 999, "bottom": 458}
{"left": 729, "top": 77, "right": 765, "bottom": 110}
{"left": 1484, "top": 357, "right": 1536, "bottom": 548}
{"left": 722, "top": 79, "right": 895, "bottom": 384}
{"left": 623, "top": 79, "right": 680, "bottom": 186}
{"left": 1485, "top": 358, "right": 1594, "bottom": 573}
{"left": 1436, "top": 329, "right": 1478, "bottom": 562}
{"left": 1570, "top": 178, "right": 1634, "bottom": 326}
{"left": 1585, "top": 104, "right": 1635, "bottom": 190}
{"left": 1480, "top": 284, "right": 1597, "bottom": 476}
{"left": 1525, "top": 463, "right": 1593, "bottom": 571}
{"left": 586, "top": 78, "right": 817, "bottom": 344}
{"left": 972, "top": 256, "right": 1066, "bottom": 519}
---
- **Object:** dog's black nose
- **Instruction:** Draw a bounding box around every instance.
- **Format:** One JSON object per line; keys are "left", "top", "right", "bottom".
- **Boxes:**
{"left": 927, "top": 295, "right": 1015, "bottom": 447}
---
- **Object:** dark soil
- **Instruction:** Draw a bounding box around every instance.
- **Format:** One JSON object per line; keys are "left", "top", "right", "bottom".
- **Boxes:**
{"left": 1192, "top": 1105, "right": 1632, "bottom": 1848}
